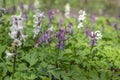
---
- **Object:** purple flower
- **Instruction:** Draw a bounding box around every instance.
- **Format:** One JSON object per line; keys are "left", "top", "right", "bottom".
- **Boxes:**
{"left": 90, "top": 14, "right": 96, "bottom": 25}
{"left": 90, "top": 38, "right": 97, "bottom": 46}
{"left": 19, "top": 3, "right": 24, "bottom": 12}
{"left": 89, "top": 30, "right": 102, "bottom": 46}
{"left": 68, "top": 22, "right": 73, "bottom": 34}
{"left": 113, "top": 22, "right": 118, "bottom": 30}
{"left": 21, "top": 11, "right": 28, "bottom": 20}
{"left": 29, "top": 3, "right": 34, "bottom": 12}
{"left": 85, "top": 26, "right": 90, "bottom": 37}
{"left": 48, "top": 10, "right": 54, "bottom": 27}
{"left": 35, "top": 30, "right": 52, "bottom": 47}
{"left": 6, "top": 6, "right": 16, "bottom": 14}
{"left": 58, "top": 19, "right": 63, "bottom": 28}
{"left": 48, "top": 10, "right": 54, "bottom": 21}
{"left": 56, "top": 28, "right": 66, "bottom": 50}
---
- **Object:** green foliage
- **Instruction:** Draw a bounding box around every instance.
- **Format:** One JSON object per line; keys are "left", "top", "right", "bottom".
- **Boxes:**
{"left": 0, "top": 7, "right": 120, "bottom": 80}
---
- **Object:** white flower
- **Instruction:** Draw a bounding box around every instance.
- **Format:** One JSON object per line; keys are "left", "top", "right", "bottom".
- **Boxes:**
{"left": 90, "top": 30, "right": 102, "bottom": 39}
{"left": 77, "top": 10, "right": 86, "bottom": 29}
{"left": 20, "top": 32, "right": 27, "bottom": 41}
{"left": 48, "top": 26, "right": 53, "bottom": 31}
{"left": 12, "top": 39, "right": 22, "bottom": 46}
{"left": 23, "top": 4, "right": 29, "bottom": 11}
{"left": 9, "top": 15, "right": 27, "bottom": 46}
{"left": 77, "top": 22, "right": 83, "bottom": 28}
{"left": 78, "top": 10, "right": 86, "bottom": 21}
{"left": 34, "top": 0, "right": 40, "bottom": 10}
{"left": 95, "top": 31, "right": 102, "bottom": 39}
{"left": 5, "top": 50, "right": 14, "bottom": 59}
{"left": 64, "top": 3, "right": 71, "bottom": 18}
{"left": 33, "top": 27, "right": 40, "bottom": 38}
{"left": 33, "top": 11, "right": 45, "bottom": 38}
{"left": 9, "top": 30, "right": 17, "bottom": 39}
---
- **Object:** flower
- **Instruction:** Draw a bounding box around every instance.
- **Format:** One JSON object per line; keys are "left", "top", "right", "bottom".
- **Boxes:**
{"left": 35, "top": 30, "right": 52, "bottom": 47}
{"left": 48, "top": 10, "right": 54, "bottom": 28}
{"left": 94, "top": 31, "right": 102, "bottom": 39}
{"left": 68, "top": 22, "right": 73, "bottom": 34}
{"left": 113, "top": 22, "right": 118, "bottom": 30}
{"left": 77, "top": 10, "right": 86, "bottom": 28}
{"left": 64, "top": 3, "right": 71, "bottom": 18}
{"left": 85, "top": 26, "right": 90, "bottom": 37}
{"left": 90, "top": 14, "right": 97, "bottom": 25}
{"left": 89, "top": 30, "right": 102, "bottom": 46}
{"left": 77, "top": 22, "right": 83, "bottom": 28}
{"left": 34, "top": 0, "right": 40, "bottom": 10}
{"left": 12, "top": 39, "right": 22, "bottom": 46}
{"left": 56, "top": 28, "right": 66, "bottom": 50}
{"left": 78, "top": 10, "right": 86, "bottom": 21}
{"left": 9, "top": 15, "right": 27, "bottom": 46}
{"left": 33, "top": 11, "right": 45, "bottom": 38}
{"left": 5, "top": 50, "right": 14, "bottom": 59}
{"left": 90, "top": 30, "right": 102, "bottom": 40}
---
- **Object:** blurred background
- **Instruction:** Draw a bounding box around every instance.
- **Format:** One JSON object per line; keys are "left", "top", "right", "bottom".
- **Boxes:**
{"left": 0, "top": 0, "right": 120, "bottom": 16}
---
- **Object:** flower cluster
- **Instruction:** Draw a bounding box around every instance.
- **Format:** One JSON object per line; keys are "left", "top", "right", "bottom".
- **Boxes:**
{"left": 35, "top": 30, "right": 52, "bottom": 47}
{"left": 67, "top": 22, "right": 73, "bottom": 34}
{"left": 64, "top": 3, "right": 71, "bottom": 18}
{"left": 89, "top": 30, "right": 102, "bottom": 46}
{"left": 34, "top": 0, "right": 40, "bottom": 11}
{"left": 0, "top": 8, "right": 6, "bottom": 25}
{"left": 56, "top": 28, "right": 66, "bottom": 50}
{"left": 0, "top": 8, "right": 6, "bottom": 17}
{"left": 9, "top": 15, "right": 27, "bottom": 46}
{"left": 5, "top": 50, "right": 14, "bottom": 59}
{"left": 48, "top": 10, "right": 54, "bottom": 30}
{"left": 18, "top": 3, "right": 28, "bottom": 20}
{"left": 33, "top": 11, "right": 45, "bottom": 38}
{"left": 77, "top": 10, "right": 86, "bottom": 28}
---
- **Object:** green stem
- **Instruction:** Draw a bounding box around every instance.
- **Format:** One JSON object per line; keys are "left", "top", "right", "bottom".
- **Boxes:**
{"left": 90, "top": 46, "right": 94, "bottom": 59}
{"left": 12, "top": 54, "right": 16, "bottom": 78}
{"left": 90, "top": 46, "right": 93, "bottom": 54}
{"left": 116, "top": 30, "right": 120, "bottom": 39}
{"left": 3, "top": 0, "right": 6, "bottom": 8}
{"left": 12, "top": 46, "right": 17, "bottom": 78}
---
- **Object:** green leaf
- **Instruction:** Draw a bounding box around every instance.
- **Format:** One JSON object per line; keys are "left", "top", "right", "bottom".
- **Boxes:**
{"left": 17, "top": 63, "right": 28, "bottom": 71}
{"left": 22, "top": 53, "right": 38, "bottom": 67}
{"left": 0, "top": 45, "right": 6, "bottom": 58}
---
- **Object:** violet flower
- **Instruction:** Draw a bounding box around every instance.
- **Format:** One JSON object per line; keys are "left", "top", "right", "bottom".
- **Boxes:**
{"left": 47, "top": 10, "right": 54, "bottom": 31}
{"left": 89, "top": 31, "right": 102, "bottom": 46}
{"left": 85, "top": 26, "right": 90, "bottom": 37}
{"left": 29, "top": 3, "right": 34, "bottom": 12}
{"left": 67, "top": 22, "right": 73, "bottom": 34}
{"left": 18, "top": 3, "right": 28, "bottom": 20}
{"left": 113, "top": 22, "right": 118, "bottom": 30}
{"left": 58, "top": 19, "right": 63, "bottom": 28}
{"left": 90, "top": 14, "right": 96, "bottom": 26}
{"left": 19, "top": 2, "right": 24, "bottom": 12}
{"left": 56, "top": 28, "right": 66, "bottom": 50}
{"left": 35, "top": 30, "right": 52, "bottom": 47}
{"left": 20, "top": 11, "right": 28, "bottom": 20}
{"left": 48, "top": 10, "right": 54, "bottom": 21}
{"left": 90, "top": 38, "right": 97, "bottom": 47}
